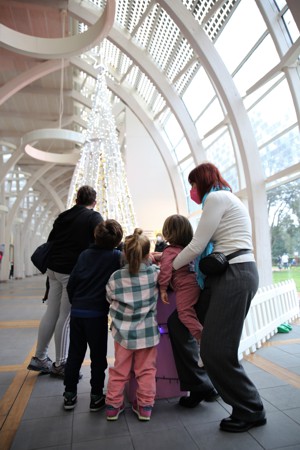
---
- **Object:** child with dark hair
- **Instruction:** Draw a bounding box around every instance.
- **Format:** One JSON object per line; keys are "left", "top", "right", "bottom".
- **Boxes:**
{"left": 63, "top": 219, "right": 123, "bottom": 412}
{"left": 158, "top": 214, "right": 202, "bottom": 343}
{"left": 105, "top": 228, "right": 160, "bottom": 421}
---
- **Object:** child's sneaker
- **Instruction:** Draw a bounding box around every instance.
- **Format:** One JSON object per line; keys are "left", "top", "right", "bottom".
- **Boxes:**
{"left": 50, "top": 362, "right": 66, "bottom": 378}
{"left": 132, "top": 400, "right": 152, "bottom": 421}
{"left": 63, "top": 391, "right": 77, "bottom": 410}
{"left": 90, "top": 394, "right": 106, "bottom": 412}
{"left": 27, "top": 356, "right": 52, "bottom": 374}
{"left": 106, "top": 403, "right": 125, "bottom": 421}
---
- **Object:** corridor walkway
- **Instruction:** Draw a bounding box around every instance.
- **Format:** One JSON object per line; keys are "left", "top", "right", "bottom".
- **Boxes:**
{"left": 0, "top": 276, "right": 300, "bottom": 450}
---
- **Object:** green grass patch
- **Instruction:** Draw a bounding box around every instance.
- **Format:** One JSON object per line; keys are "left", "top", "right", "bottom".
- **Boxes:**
{"left": 272, "top": 266, "right": 300, "bottom": 292}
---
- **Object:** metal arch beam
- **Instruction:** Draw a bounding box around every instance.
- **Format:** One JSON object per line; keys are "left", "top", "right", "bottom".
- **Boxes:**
{"left": 109, "top": 80, "right": 188, "bottom": 216}
{"left": 68, "top": 0, "right": 205, "bottom": 164}
{"left": 5, "top": 163, "right": 56, "bottom": 278}
{"left": 18, "top": 167, "right": 69, "bottom": 243}
{"left": 70, "top": 56, "right": 187, "bottom": 215}
{"left": 0, "top": 60, "right": 69, "bottom": 106}
{"left": 159, "top": 0, "right": 272, "bottom": 285}
{"left": 38, "top": 178, "right": 65, "bottom": 214}
{"left": 0, "top": 0, "right": 115, "bottom": 59}
{"left": 7, "top": 163, "right": 56, "bottom": 229}
{"left": 0, "top": 149, "right": 23, "bottom": 187}
{"left": 22, "top": 189, "right": 53, "bottom": 276}
{"left": 108, "top": 26, "right": 202, "bottom": 153}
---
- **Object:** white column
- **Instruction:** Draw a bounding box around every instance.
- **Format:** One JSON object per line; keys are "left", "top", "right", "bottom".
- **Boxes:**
{"left": 13, "top": 220, "right": 24, "bottom": 279}
{"left": 0, "top": 205, "right": 9, "bottom": 281}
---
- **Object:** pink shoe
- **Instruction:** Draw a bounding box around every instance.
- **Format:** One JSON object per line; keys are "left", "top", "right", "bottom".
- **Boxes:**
{"left": 106, "top": 403, "right": 125, "bottom": 421}
{"left": 132, "top": 400, "right": 152, "bottom": 421}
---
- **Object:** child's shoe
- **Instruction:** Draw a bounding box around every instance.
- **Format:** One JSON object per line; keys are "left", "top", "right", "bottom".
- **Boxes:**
{"left": 63, "top": 391, "right": 77, "bottom": 410}
{"left": 106, "top": 403, "right": 125, "bottom": 420}
{"left": 132, "top": 400, "right": 152, "bottom": 421}
{"left": 90, "top": 394, "right": 106, "bottom": 412}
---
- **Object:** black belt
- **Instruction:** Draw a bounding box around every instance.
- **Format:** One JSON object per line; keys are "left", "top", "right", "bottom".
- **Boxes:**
{"left": 227, "top": 249, "right": 252, "bottom": 261}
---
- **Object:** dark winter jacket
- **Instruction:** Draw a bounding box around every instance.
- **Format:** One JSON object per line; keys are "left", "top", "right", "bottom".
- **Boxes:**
{"left": 154, "top": 240, "right": 168, "bottom": 252}
{"left": 47, "top": 205, "right": 103, "bottom": 274}
{"left": 67, "top": 245, "right": 122, "bottom": 316}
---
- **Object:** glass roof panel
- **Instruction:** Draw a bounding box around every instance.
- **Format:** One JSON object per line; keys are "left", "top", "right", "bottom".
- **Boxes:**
{"left": 233, "top": 35, "right": 280, "bottom": 98}
{"left": 260, "top": 126, "right": 300, "bottom": 178}
{"left": 195, "top": 98, "right": 225, "bottom": 139}
{"left": 248, "top": 79, "right": 297, "bottom": 147}
{"left": 215, "top": 0, "right": 267, "bottom": 74}
{"left": 182, "top": 66, "right": 215, "bottom": 121}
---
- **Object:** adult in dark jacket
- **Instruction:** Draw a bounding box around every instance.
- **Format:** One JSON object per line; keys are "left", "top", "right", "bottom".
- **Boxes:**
{"left": 27, "top": 186, "right": 103, "bottom": 377}
{"left": 154, "top": 233, "right": 167, "bottom": 252}
{"left": 63, "top": 219, "right": 123, "bottom": 411}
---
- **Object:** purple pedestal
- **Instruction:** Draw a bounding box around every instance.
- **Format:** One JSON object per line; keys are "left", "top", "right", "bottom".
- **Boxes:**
{"left": 125, "top": 290, "right": 187, "bottom": 401}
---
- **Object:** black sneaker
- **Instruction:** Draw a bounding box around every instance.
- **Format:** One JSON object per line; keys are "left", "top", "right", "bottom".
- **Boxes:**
{"left": 63, "top": 391, "right": 77, "bottom": 410}
{"left": 90, "top": 394, "right": 106, "bottom": 412}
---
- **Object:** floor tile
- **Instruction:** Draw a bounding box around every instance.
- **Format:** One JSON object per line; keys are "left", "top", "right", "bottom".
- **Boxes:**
{"left": 186, "top": 420, "right": 264, "bottom": 450}
{"left": 1, "top": 276, "right": 300, "bottom": 450}
{"left": 10, "top": 415, "right": 73, "bottom": 450}
{"left": 72, "top": 409, "right": 130, "bottom": 444}
{"left": 131, "top": 426, "right": 199, "bottom": 450}
{"left": 260, "top": 385, "right": 300, "bottom": 410}
{"left": 248, "top": 411, "right": 300, "bottom": 449}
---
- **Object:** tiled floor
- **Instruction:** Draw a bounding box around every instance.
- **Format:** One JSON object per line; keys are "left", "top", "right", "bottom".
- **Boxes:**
{"left": 0, "top": 276, "right": 300, "bottom": 450}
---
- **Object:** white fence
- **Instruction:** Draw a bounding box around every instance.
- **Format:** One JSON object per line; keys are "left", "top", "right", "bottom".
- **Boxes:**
{"left": 239, "top": 280, "right": 300, "bottom": 359}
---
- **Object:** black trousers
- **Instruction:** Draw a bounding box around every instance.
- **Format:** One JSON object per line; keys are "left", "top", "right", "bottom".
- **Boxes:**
{"left": 168, "top": 262, "right": 265, "bottom": 422}
{"left": 64, "top": 316, "right": 108, "bottom": 395}
{"left": 168, "top": 312, "right": 215, "bottom": 394}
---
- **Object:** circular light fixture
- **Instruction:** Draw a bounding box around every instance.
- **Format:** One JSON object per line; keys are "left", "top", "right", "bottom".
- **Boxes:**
{"left": 23, "top": 129, "right": 85, "bottom": 164}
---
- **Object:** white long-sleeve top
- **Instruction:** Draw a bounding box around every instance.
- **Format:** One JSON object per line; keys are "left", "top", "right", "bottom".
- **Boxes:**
{"left": 173, "top": 190, "right": 255, "bottom": 270}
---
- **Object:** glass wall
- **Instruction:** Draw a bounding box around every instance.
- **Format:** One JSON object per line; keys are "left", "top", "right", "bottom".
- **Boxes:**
{"left": 160, "top": 0, "right": 299, "bottom": 225}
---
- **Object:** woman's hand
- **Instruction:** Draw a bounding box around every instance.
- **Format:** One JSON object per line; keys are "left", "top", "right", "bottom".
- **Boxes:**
{"left": 160, "top": 289, "right": 169, "bottom": 304}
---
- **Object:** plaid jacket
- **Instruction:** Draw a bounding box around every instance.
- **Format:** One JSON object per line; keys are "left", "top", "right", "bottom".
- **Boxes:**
{"left": 106, "top": 262, "right": 160, "bottom": 349}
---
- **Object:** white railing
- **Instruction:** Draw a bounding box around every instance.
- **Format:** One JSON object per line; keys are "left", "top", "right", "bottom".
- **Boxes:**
{"left": 239, "top": 280, "right": 299, "bottom": 359}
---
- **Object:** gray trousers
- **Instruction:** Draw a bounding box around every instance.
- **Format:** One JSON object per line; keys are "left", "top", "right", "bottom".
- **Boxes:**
{"left": 36, "top": 270, "right": 70, "bottom": 365}
{"left": 168, "top": 262, "right": 265, "bottom": 421}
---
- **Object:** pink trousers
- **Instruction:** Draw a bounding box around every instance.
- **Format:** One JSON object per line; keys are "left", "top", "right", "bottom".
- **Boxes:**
{"left": 106, "top": 342, "right": 157, "bottom": 407}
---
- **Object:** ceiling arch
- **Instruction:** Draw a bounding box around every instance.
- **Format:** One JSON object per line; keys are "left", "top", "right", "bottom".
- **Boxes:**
{"left": 69, "top": 1, "right": 206, "bottom": 163}
{"left": 0, "top": 0, "right": 298, "bottom": 285}
{"left": 0, "top": 0, "right": 115, "bottom": 58}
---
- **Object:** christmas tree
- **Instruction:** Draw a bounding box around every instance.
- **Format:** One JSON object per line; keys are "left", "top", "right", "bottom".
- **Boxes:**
{"left": 68, "top": 66, "right": 137, "bottom": 236}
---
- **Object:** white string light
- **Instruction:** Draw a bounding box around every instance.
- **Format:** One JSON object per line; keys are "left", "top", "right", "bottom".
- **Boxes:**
{"left": 68, "top": 66, "right": 137, "bottom": 236}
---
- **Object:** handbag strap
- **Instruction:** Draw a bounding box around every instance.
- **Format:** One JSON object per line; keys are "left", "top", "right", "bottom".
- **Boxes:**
{"left": 227, "top": 249, "right": 252, "bottom": 261}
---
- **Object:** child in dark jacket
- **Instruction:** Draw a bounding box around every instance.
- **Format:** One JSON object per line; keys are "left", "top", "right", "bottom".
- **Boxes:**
{"left": 63, "top": 219, "right": 123, "bottom": 412}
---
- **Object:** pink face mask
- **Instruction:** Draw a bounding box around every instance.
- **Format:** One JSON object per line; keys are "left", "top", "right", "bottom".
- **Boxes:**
{"left": 190, "top": 187, "right": 201, "bottom": 204}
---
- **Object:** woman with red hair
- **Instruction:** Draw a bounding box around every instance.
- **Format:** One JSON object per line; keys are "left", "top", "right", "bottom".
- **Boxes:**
{"left": 168, "top": 162, "right": 266, "bottom": 433}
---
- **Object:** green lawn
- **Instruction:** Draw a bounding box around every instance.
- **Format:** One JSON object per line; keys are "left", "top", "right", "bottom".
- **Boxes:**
{"left": 272, "top": 266, "right": 300, "bottom": 292}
